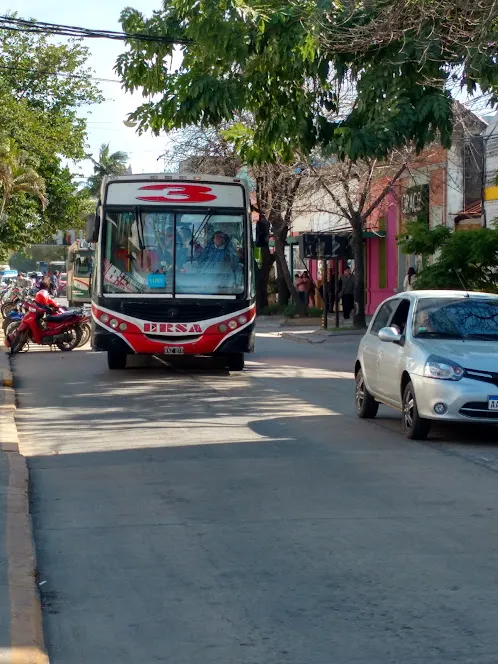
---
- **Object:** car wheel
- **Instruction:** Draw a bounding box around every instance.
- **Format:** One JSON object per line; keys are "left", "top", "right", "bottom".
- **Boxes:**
{"left": 355, "top": 368, "right": 379, "bottom": 418}
{"left": 402, "top": 381, "right": 431, "bottom": 440}
{"left": 107, "top": 350, "right": 127, "bottom": 370}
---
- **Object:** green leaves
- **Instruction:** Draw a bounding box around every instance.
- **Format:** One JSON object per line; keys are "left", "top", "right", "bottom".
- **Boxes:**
{"left": 83, "top": 143, "right": 129, "bottom": 198}
{"left": 399, "top": 222, "right": 498, "bottom": 293}
{"left": 0, "top": 13, "right": 102, "bottom": 251}
{"left": 116, "top": 0, "right": 497, "bottom": 165}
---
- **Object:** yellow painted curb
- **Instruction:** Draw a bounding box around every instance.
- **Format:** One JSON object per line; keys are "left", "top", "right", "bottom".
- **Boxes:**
{"left": 2, "top": 368, "right": 13, "bottom": 388}
{"left": 7, "top": 454, "right": 50, "bottom": 664}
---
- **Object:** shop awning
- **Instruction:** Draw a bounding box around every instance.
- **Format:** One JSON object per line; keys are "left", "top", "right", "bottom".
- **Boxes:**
{"left": 454, "top": 201, "right": 482, "bottom": 223}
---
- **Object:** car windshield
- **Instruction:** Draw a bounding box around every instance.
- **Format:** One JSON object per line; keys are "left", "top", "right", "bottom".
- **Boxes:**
{"left": 103, "top": 209, "right": 245, "bottom": 296}
{"left": 413, "top": 297, "right": 498, "bottom": 340}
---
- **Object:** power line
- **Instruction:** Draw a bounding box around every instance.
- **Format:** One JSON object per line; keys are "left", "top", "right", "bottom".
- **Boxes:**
{"left": 0, "top": 63, "right": 120, "bottom": 84}
{"left": 0, "top": 15, "right": 191, "bottom": 45}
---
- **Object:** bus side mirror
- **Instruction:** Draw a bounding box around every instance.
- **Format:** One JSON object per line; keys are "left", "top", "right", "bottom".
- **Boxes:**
{"left": 255, "top": 217, "right": 270, "bottom": 248}
{"left": 86, "top": 213, "right": 100, "bottom": 242}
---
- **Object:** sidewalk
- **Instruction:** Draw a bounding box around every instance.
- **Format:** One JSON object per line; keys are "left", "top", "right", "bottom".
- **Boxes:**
{"left": 0, "top": 340, "right": 48, "bottom": 663}
{"left": 257, "top": 315, "right": 370, "bottom": 344}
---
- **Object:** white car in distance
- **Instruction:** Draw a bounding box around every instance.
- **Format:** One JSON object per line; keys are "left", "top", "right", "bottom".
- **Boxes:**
{"left": 355, "top": 290, "right": 498, "bottom": 440}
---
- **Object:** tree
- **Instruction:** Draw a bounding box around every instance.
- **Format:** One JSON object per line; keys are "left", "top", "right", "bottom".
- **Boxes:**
{"left": 399, "top": 221, "right": 498, "bottom": 292}
{"left": 0, "top": 139, "right": 47, "bottom": 219}
{"left": 0, "top": 14, "right": 102, "bottom": 250}
{"left": 117, "top": 0, "right": 498, "bottom": 325}
{"left": 162, "top": 126, "right": 307, "bottom": 313}
{"left": 85, "top": 144, "right": 129, "bottom": 197}
{"left": 302, "top": 155, "right": 409, "bottom": 325}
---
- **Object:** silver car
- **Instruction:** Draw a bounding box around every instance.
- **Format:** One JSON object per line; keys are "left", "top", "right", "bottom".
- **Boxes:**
{"left": 355, "top": 290, "right": 498, "bottom": 440}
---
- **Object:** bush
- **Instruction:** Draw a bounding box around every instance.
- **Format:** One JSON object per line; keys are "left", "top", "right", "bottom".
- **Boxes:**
{"left": 399, "top": 222, "right": 498, "bottom": 293}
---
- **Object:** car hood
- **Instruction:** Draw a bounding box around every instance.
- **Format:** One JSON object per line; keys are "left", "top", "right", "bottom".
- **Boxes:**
{"left": 418, "top": 338, "right": 498, "bottom": 372}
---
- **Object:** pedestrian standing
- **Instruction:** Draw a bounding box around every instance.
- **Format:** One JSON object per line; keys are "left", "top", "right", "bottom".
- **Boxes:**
{"left": 339, "top": 266, "right": 355, "bottom": 320}
{"left": 295, "top": 272, "right": 307, "bottom": 305}
{"left": 403, "top": 266, "right": 417, "bottom": 291}
{"left": 302, "top": 271, "right": 315, "bottom": 307}
{"left": 49, "top": 270, "right": 59, "bottom": 297}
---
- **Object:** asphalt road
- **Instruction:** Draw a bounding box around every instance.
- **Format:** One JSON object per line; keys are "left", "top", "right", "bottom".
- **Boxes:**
{"left": 11, "top": 332, "right": 498, "bottom": 664}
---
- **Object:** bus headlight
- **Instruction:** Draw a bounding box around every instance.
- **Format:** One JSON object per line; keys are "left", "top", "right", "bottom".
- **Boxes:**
{"left": 218, "top": 324, "right": 227, "bottom": 333}
{"left": 119, "top": 322, "right": 128, "bottom": 331}
{"left": 110, "top": 319, "right": 119, "bottom": 329}
{"left": 228, "top": 320, "right": 238, "bottom": 330}
{"left": 238, "top": 315, "right": 248, "bottom": 325}
{"left": 100, "top": 313, "right": 109, "bottom": 324}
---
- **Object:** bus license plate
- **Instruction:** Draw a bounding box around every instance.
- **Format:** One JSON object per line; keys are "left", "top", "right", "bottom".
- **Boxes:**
{"left": 164, "top": 347, "right": 184, "bottom": 355}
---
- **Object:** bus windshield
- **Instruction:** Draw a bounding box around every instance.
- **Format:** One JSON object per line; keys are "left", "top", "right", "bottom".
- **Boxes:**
{"left": 74, "top": 253, "right": 93, "bottom": 277}
{"left": 103, "top": 209, "right": 245, "bottom": 296}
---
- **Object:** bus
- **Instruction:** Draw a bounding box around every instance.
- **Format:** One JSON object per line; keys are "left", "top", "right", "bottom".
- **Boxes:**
{"left": 47, "top": 261, "right": 66, "bottom": 276}
{"left": 88, "top": 173, "right": 256, "bottom": 370}
{"left": 66, "top": 240, "right": 94, "bottom": 306}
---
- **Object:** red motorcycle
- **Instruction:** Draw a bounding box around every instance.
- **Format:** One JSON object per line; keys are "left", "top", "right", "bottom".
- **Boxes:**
{"left": 7, "top": 302, "right": 87, "bottom": 354}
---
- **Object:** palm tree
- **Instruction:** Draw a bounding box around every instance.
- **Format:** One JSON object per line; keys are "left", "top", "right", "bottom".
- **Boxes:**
{"left": 85, "top": 143, "right": 129, "bottom": 197}
{"left": 0, "top": 139, "right": 48, "bottom": 220}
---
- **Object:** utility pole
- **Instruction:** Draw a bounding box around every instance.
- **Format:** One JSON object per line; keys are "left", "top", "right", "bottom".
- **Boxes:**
{"left": 334, "top": 259, "right": 340, "bottom": 328}
{"left": 321, "top": 259, "right": 328, "bottom": 329}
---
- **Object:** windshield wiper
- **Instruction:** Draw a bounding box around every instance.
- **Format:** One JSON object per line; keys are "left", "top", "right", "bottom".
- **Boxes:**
{"left": 136, "top": 208, "right": 145, "bottom": 252}
{"left": 462, "top": 333, "right": 498, "bottom": 341}
{"left": 190, "top": 211, "right": 213, "bottom": 262}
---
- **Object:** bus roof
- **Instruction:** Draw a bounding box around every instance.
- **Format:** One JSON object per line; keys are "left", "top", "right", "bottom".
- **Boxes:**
{"left": 102, "top": 173, "right": 248, "bottom": 186}
{"left": 102, "top": 173, "right": 250, "bottom": 208}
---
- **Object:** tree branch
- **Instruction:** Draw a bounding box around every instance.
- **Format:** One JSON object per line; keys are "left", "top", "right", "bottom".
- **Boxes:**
{"left": 358, "top": 158, "right": 377, "bottom": 213}
{"left": 310, "top": 165, "right": 352, "bottom": 221}
{"left": 362, "top": 163, "right": 407, "bottom": 220}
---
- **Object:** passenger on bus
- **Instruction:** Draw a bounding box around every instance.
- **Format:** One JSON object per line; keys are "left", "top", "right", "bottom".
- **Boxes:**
{"left": 196, "top": 231, "right": 239, "bottom": 271}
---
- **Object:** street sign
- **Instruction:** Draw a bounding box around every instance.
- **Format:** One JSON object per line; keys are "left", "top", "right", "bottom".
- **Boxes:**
{"left": 298, "top": 233, "right": 352, "bottom": 260}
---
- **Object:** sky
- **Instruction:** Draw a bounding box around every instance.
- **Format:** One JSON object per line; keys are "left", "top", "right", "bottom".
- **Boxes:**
{"left": 3, "top": 0, "right": 170, "bottom": 180}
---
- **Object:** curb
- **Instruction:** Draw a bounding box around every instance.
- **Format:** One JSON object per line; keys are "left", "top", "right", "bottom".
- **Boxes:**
{"left": 0, "top": 350, "right": 50, "bottom": 663}
{"left": 281, "top": 330, "right": 365, "bottom": 344}
{"left": 280, "top": 332, "right": 325, "bottom": 345}
{"left": 2, "top": 366, "right": 14, "bottom": 387}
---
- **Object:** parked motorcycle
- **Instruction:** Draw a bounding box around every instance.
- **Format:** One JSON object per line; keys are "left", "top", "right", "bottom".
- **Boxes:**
{"left": 2, "top": 300, "right": 29, "bottom": 334}
{"left": 3, "top": 298, "right": 90, "bottom": 348}
{"left": 7, "top": 302, "right": 87, "bottom": 354}
{"left": 1, "top": 287, "right": 32, "bottom": 318}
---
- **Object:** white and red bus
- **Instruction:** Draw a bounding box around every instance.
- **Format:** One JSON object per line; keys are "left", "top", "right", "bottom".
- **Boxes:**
{"left": 88, "top": 173, "right": 256, "bottom": 370}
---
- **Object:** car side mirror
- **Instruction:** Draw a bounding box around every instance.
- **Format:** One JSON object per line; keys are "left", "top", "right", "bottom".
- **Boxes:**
{"left": 378, "top": 326, "right": 403, "bottom": 343}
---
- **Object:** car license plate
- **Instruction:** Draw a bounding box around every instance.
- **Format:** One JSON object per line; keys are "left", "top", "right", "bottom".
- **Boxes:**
{"left": 164, "top": 347, "right": 184, "bottom": 355}
{"left": 488, "top": 396, "right": 498, "bottom": 410}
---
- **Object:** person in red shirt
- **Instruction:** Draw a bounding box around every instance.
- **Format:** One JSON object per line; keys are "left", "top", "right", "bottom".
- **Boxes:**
{"left": 34, "top": 277, "right": 59, "bottom": 309}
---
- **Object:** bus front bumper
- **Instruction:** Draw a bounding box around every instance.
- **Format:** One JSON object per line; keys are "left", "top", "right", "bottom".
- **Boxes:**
{"left": 91, "top": 304, "right": 256, "bottom": 356}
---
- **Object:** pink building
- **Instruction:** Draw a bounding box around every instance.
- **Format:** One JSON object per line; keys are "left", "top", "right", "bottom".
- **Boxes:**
{"left": 365, "top": 183, "right": 399, "bottom": 315}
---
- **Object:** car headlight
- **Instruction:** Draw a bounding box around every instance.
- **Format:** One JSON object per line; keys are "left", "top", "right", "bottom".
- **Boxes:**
{"left": 423, "top": 355, "right": 464, "bottom": 381}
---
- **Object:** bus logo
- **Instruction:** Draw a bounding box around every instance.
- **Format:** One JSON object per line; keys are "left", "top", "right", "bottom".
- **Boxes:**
{"left": 136, "top": 184, "right": 217, "bottom": 203}
{"left": 143, "top": 322, "right": 203, "bottom": 334}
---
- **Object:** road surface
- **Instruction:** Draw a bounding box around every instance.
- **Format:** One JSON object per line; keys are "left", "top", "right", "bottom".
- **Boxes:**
{"left": 11, "top": 332, "right": 498, "bottom": 664}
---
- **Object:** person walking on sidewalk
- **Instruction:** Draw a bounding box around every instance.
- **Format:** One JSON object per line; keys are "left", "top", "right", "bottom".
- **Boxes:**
{"left": 403, "top": 266, "right": 417, "bottom": 291}
{"left": 340, "top": 266, "right": 355, "bottom": 320}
